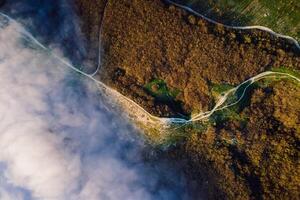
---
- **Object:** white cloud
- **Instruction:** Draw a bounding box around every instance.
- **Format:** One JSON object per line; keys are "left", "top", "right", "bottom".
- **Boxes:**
{"left": 0, "top": 19, "right": 80, "bottom": 199}
{"left": 0, "top": 6, "right": 188, "bottom": 200}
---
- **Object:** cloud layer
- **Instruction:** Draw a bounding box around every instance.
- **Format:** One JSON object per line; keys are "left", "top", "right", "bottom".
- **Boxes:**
{"left": 0, "top": 1, "right": 189, "bottom": 200}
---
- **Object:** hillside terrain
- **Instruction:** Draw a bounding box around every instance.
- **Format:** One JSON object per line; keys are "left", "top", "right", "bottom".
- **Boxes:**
{"left": 74, "top": 0, "right": 300, "bottom": 199}
{"left": 173, "top": 0, "right": 300, "bottom": 42}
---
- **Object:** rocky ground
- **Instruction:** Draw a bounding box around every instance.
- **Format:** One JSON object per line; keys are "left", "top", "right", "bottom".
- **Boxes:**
{"left": 74, "top": 0, "right": 300, "bottom": 199}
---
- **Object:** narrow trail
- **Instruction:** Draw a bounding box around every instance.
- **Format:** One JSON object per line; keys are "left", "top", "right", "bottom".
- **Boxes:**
{"left": 88, "top": 0, "right": 109, "bottom": 77}
{"left": 166, "top": 0, "right": 300, "bottom": 50}
{"left": 0, "top": 11, "right": 299, "bottom": 135}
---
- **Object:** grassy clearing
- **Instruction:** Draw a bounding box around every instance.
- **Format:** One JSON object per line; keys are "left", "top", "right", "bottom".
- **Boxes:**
{"left": 180, "top": 0, "right": 300, "bottom": 41}
{"left": 211, "top": 83, "right": 235, "bottom": 95}
{"left": 158, "top": 121, "right": 209, "bottom": 149}
{"left": 210, "top": 107, "right": 248, "bottom": 125}
{"left": 271, "top": 66, "right": 300, "bottom": 79}
{"left": 144, "top": 79, "right": 180, "bottom": 101}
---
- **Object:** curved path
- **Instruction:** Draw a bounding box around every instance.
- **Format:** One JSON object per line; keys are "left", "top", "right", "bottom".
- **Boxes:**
{"left": 93, "top": 0, "right": 300, "bottom": 78}
{"left": 88, "top": 0, "right": 109, "bottom": 77}
{"left": 0, "top": 11, "right": 299, "bottom": 133}
{"left": 166, "top": 0, "right": 300, "bottom": 50}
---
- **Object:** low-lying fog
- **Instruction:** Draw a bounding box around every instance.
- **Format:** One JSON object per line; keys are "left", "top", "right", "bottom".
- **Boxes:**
{"left": 0, "top": 1, "right": 190, "bottom": 199}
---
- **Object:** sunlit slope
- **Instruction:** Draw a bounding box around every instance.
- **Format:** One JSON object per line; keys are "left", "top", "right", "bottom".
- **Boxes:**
{"left": 174, "top": 0, "right": 300, "bottom": 42}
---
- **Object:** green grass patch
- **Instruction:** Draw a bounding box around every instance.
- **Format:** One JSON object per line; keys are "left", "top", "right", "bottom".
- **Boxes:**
{"left": 210, "top": 108, "right": 248, "bottom": 125}
{"left": 144, "top": 79, "right": 180, "bottom": 101}
{"left": 158, "top": 122, "right": 209, "bottom": 149}
{"left": 211, "top": 83, "right": 235, "bottom": 94}
{"left": 182, "top": 0, "right": 300, "bottom": 41}
{"left": 271, "top": 66, "right": 300, "bottom": 79}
